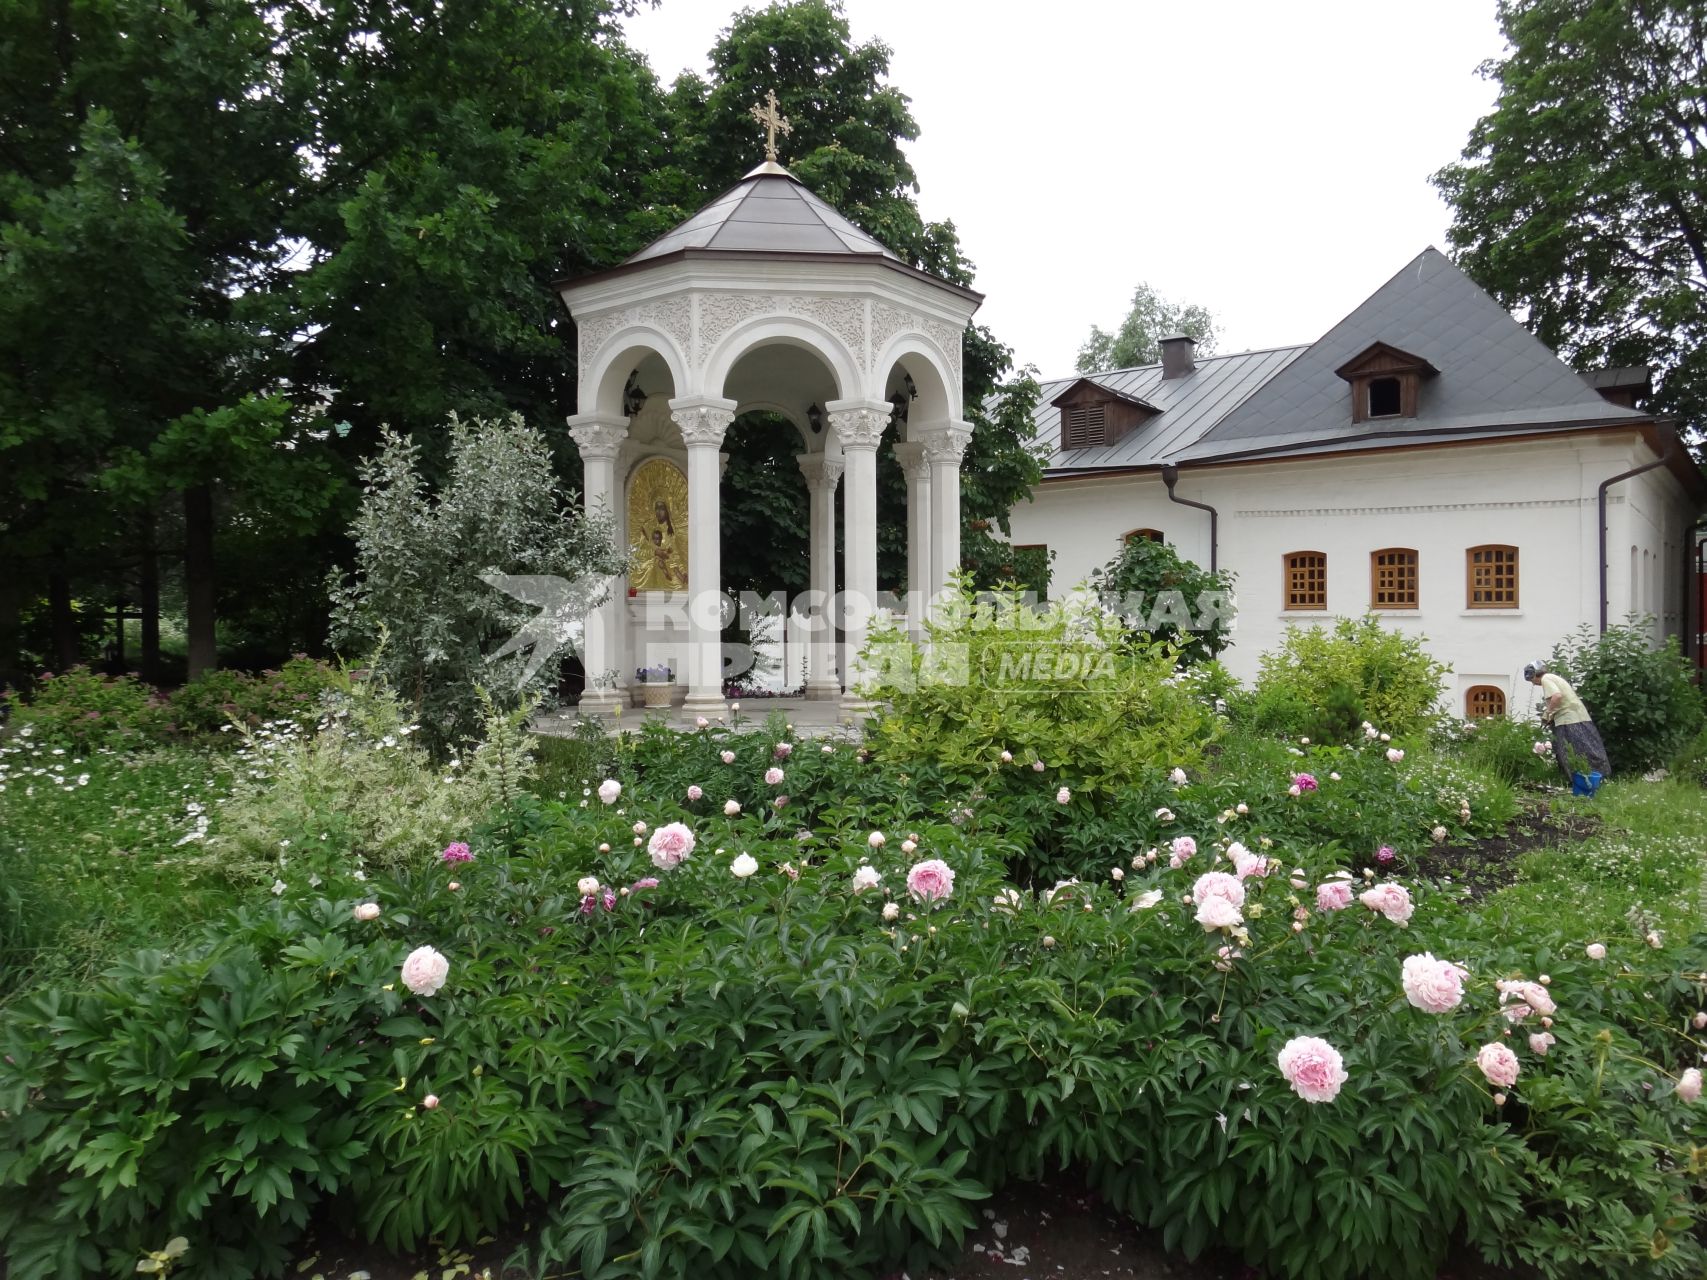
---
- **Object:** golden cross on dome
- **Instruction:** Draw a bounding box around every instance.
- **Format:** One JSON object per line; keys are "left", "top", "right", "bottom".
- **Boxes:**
{"left": 749, "top": 89, "right": 792, "bottom": 163}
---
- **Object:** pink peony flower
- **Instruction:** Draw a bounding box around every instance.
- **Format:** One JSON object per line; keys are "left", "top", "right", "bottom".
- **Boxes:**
{"left": 1277, "top": 1036, "right": 1348, "bottom": 1103}
{"left": 400, "top": 945, "right": 450, "bottom": 997}
{"left": 686, "top": 785, "right": 703, "bottom": 801}
{"left": 721, "top": 750, "right": 735, "bottom": 764}
{"left": 1376, "top": 845, "right": 1396, "bottom": 865}
{"left": 851, "top": 864, "right": 882, "bottom": 893}
{"left": 440, "top": 841, "right": 473, "bottom": 864}
{"left": 1055, "top": 786, "right": 1071, "bottom": 804}
{"left": 576, "top": 875, "right": 601, "bottom": 896}
{"left": 630, "top": 876, "right": 659, "bottom": 890}
{"left": 773, "top": 742, "right": 793, "bottom": 759}
{"left": 764, "top": 767, "right": 785, "bottom": 786}
{"left": 1693, "top": 1011, "right": 1707, "bottom": 1030}
{"left": 1585, "top": 942, "right": 1606, "bottom": 960}
{"left": 647, "top": 821, "right": 696, "bottom": 869}
{"left": 1476, "top": 1042, "right": 1520, "bottom": 1087}
{"left": 597, "top": 779, "right": 621, "bottom": 805}
{"left": 1401, "top": 953, "right": 1466, "bottom": 1013}
{"left": 906, "top": 858, "right": 955, "bottom": 902}
{"left": 1360, "top": 883, "right": 1414, "bottom": 925}
{"left": 695, "top": 716, "right": 709, "bottom": 728}
{"left": 1293, "top": 773, "right": 1318, "bottom": 793}
{"left": 1195, "top": 895, "right": 1243, "bottom": 931}
{"left": 1386, "top": 747, "right": 1405, "bottom": 763}
{"left": 1229, "top": 843, "right": 1268, "bottom": 879}
{"left": 602, "top": 889, "right": 617, "bottom": 911}
{"left": 882, "top": 901, "right": 901, "bottom": 921}
{"left": 1316, "top": 881, "right": 1353, "bottom": 912}
{"left": 1287, "top": 784, "right": 1302, "bottom": 797}
{"left": 1031, "top": 760, "right": 1046, "bottom": 772}
{"left": 632, "top": 821, "right": 648, "bottom": 835}
{"left": 1679, "top": 1068, "right": 1702, "bottom": 1103}
{"left": 1169, "top": 767, "right": 1188, "bottom": 785}
{"left": 1529, "top": 1032, "right": 1555, "bottom": 1056}
{"left": 1497, "top": 979, "right": 1556, "bottom": 1017}
{"left": 353, "top": 902, "right": 381, "bottom": 921}
{"left": 422, "top": 1094, "right": 440, "bottom": 1110}
{"left": 1192, "top": 871, "right": 1246, "bottom": 909}
{"left": 730, "top": 853, "right": 758, "bottom": 878}
{"left": 900, "top": 838, "right": 917, "bottom": 854}
{"left": 579, "top": 893, "right": 597, "bottom": 915}
{"left": 724, "top": 799, "right": 741, "bottom": 816}
{"left": 868, "top": 831, "right": 887, "bottom": 848}
{"left": 1170, "top": 835, "right": 1197, "bottom": 861}
{"left": 1000, "top": 750, "right": 1013, "bottom": 763}
{"left": 447, "top": 880, "right": 461, "bottom": 892}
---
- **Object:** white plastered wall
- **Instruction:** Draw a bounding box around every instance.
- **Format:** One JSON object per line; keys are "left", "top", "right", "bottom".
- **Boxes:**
{"left": 1004, "top": 432, "right": 1695, "bottom": 714}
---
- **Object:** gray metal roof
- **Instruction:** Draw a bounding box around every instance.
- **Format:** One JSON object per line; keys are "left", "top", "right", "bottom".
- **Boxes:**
{"left": 1034, "top": 345, "right": 1306, "bottom": 474}
{"left": 626, "top": 163, "right": 900, "bottom": 265}
{"left": 1169, "top": 247, "right": 1648, "bottom": 463}
{"left": 1583, "top": 365, "right": 1651, "bottom": 391}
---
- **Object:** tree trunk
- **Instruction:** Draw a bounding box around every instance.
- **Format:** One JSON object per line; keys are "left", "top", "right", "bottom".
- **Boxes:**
{"left": 139, "top": 520, "right": 161, "bottom": 684}
{"left": 184, "top": 485, "right": 217, "bottom": 678}
{"left": 48, "top": 562, "right": 76, "bottom": 671}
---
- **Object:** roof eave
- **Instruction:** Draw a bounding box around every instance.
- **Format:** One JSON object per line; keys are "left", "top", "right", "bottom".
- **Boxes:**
{"left": 554, "top": 248, "right": 984, "bottom": 307}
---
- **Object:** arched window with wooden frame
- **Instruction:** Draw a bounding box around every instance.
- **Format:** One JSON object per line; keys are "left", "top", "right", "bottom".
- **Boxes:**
{"left": 1467, "top": 544, "right": 1519, "bottom": 608}
{"left": 1465, "top": 685, "right": 1506, "bottom": 719}
{"left": 1123, "top": 528, "right": 1165, "bottom": 545}
{"left": 1370, "top": 548, "right": 1418, "bottom": 609}
{"left": 1284, "top": 551, "right": 1327, "bottom": 611}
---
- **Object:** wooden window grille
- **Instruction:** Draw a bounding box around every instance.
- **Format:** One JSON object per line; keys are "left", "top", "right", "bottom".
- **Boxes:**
{"left": 1061, "top": 402, "right": 1107, "bottom": 449}
{"left": 1284, "top": 551, "right": 1327, "bottom": 610}
{"left": 1467, "top": 545, "right": 1518, "bottom": 608}
{"left": 1124, "top": 528, "right": 1165, "bottom": 545}
{"left": 1370, "top": 548, "right": 1418, "bottom": 609}
{"left": 1465, "top": 685, "right": 1506, "bottom": 719}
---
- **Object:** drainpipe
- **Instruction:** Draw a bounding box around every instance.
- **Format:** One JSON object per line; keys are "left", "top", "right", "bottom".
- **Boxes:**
{"left": 1160, "top": 463, "right": 1218, "bottom": 572}
{"left": 1598, "top": 443, "right": 1676, "bottom": 632}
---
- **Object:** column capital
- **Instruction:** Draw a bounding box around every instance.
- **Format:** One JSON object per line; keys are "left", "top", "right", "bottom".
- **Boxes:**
{"left": 669, "top": 395, "right": 738, "bottom": 449}
{"left": 826, "top": 398, "right": 892, "bottom": 451}
{"left": 919, "top": 421, "right": 974, "bottom": 465}
{"left": 891, "top": 440, "right": 932, "bottom": 484}
{"left": 797, "top": 451, "right": 845, "bottom": 492}
{"left": 567, "top": 414, "right": 629, "bottom": 460}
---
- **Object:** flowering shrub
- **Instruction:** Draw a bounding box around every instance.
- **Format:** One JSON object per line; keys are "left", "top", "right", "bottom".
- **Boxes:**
{"left": 162, "top": 656, "right": 346, "bottom": 737}
{"left": 3, "top": 667, "right": 173, "bottom": 751}
{"left": 4, "top": 754, "right": 1706, "bottom": 1280}
{"left": 1547, "top": 621, "right": 1704, "bottom": 773}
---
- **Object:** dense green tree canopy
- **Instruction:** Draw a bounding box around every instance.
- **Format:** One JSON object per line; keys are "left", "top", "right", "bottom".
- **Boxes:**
{"left": 1075, "top": 282, "right": 1218, "bottom": 374}
{"left": 1433, "top": 0, "right": 1707, "bottom": 442}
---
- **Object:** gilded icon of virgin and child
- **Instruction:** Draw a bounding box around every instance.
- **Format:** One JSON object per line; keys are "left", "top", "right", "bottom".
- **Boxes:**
{"left": 627, "top": 457, "right": 690, "bottom": 591}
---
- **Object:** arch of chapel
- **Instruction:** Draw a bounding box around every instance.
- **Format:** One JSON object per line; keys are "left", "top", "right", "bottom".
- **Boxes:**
{"left": 558, "top": 148, "right": 980, "bottom": 717}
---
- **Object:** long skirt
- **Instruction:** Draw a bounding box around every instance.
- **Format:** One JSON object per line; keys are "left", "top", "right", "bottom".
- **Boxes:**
{"left": 1550, "top": 720, "right": 1613, "bottom": 783}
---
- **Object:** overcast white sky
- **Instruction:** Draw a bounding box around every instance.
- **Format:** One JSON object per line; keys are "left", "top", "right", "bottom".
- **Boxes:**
{"left": 622, "top": 0, "right": 1510, "bottom": 380}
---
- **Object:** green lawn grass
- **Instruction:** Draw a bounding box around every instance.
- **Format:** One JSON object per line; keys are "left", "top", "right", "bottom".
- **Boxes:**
{"left": 1481, "top": 777, "right": 1707, "bottom": 942}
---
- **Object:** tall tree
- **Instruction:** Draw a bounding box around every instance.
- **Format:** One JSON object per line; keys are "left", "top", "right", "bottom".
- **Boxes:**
{"left": 1433, "top": 0, "right": 1707, "bottom": 441}
{"left": 1076, "top": 282, "right": 1219, "bottom": 374}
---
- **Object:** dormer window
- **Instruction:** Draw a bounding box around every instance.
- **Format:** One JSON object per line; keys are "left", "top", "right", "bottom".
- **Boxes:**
{"left": 1050, "top": 378, "right": 1160, "bottom": 452}
{"left": 1334, "top": 342, "right": 1438, "bottom": 424}
{"left": 1367, "top": 376, "right": 1402, "bottom": 418}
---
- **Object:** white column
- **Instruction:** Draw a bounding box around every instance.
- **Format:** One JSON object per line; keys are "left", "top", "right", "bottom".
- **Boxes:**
{"left": 892, "top": 440, "right": 932, "bottom": 640}
{"left": 567, "top": 414, "right": 629, "bottom": 713}
{"left": 669, "top": 396, "right": 737, "bottom": 714}
{"left": 828, "top": 399, "right": 890, "bottom": 705}
{"left": 797, "top": 452, "right": 844, "bottom": 699}
{"left": 922, "top": 422, "right": 973, "bottom": 612}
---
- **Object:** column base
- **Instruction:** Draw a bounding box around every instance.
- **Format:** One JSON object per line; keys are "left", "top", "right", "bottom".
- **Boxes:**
{"left": 805, "top": 679, "right": 843, "bottom": 702}
{"left": 576, "top": 688, "right": 627, "bottom": 717}
{"left": 681, "top": 691, "right": 729, "bottom": 719}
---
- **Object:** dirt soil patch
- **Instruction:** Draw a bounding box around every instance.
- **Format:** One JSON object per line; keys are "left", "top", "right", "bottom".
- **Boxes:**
{"left": 1409, "top": 797, "right": 1602, "bottom": 899}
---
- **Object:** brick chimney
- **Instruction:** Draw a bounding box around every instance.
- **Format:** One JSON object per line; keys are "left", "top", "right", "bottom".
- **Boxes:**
{"left": 1159, "top": 334, "right": 1197, "bottom": 380}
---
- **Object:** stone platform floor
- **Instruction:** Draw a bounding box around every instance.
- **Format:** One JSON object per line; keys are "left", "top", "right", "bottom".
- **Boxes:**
{"left": 533, "top": 696, "right": 868, "bottom": 739}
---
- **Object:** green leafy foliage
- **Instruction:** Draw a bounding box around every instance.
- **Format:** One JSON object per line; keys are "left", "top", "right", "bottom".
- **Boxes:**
{"left": 1251, "top": 617, "right": 1451, "bottom": 741}
{"left": 1546, "top": 620, "right": 1703, "bottom": 774}
{"left": 1433, "top": 0, "right": 1707, "bottom": 443}
{"left": 1091, "top": 535, "right": 1236, "bottom": 665}
{"left": 327, "top": 415, "right": 624, "bottom": 753}
{"left": 1076, "top": 281, "right": 1219, "bottom": 374}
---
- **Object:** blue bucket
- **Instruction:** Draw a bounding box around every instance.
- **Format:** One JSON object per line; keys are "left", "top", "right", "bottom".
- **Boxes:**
{"left": 1571, "top": 771, "right": 1604, "bottom": 797}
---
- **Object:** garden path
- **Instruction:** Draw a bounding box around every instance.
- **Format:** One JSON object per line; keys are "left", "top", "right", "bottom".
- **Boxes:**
{"left": 535, "top": 696, "right": 863, "bottom": 739}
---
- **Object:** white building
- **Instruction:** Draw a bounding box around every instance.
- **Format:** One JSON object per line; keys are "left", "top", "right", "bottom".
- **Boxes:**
{"left": 1004, "top": 249, "right": 1703, "bottom": 719}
